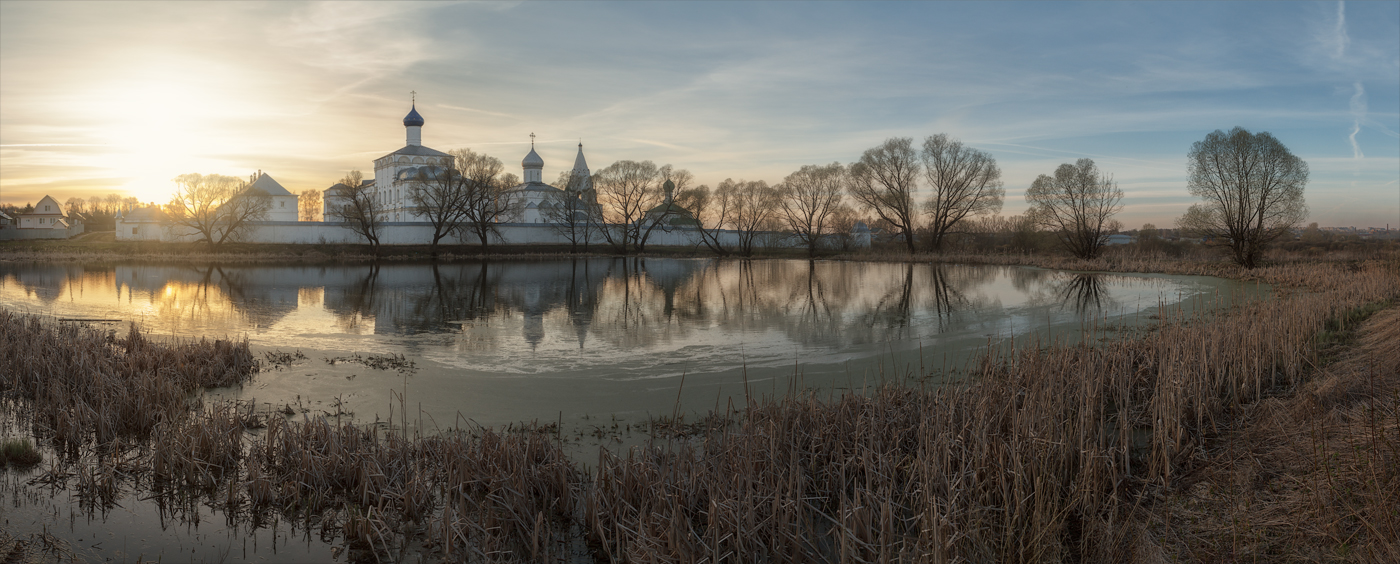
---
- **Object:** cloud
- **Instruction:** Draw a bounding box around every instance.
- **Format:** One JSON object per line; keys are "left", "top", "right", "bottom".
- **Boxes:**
{"left": 1327, "top": 1, "right": 1350, "bottom": 60}
{"left": 1348, "top": 82, "right": 1366, "bottom": 158}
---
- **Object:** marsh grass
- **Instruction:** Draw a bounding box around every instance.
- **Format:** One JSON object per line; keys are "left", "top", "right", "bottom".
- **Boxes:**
{"left": 0, "top": 256, "right": 1396, "bottom": 562}
{"left": 0, "top": 437, "right": 41, "bottom": 467}
{"left": 0, "top": 311, "right": 258, "bottom": 449}
{"left": 1146, "top": 303, "right": 1400, "bottom": 562}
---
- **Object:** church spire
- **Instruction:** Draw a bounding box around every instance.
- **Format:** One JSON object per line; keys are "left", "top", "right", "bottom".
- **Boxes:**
{"left": 572, "top": 141, "right": 589, "bottom": 173}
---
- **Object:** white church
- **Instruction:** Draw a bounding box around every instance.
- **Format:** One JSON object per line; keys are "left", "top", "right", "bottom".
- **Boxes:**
{"left": 321, "top": 104, "right": 590, "bottom": 225}
{"left": 116, "top": 103, "right": 869, "bottom": 250}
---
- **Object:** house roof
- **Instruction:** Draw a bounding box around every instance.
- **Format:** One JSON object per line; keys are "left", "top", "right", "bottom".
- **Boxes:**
{"left": 248, "top": 173, "right": 293, "bottom": 196}
{"left": 381, "top": 144, "right": 451, "bottom": 160}
{"left": 511, "top": 181, "right": 563, "bottom": 194}
{"left": 324, "top": 179, "right": 375, "bottom": 196}
{"left": 28, "top": 195, "right": 63, "bottom": 215}
{"left": 123, "top": 207, "right": 168, "bottom": 222}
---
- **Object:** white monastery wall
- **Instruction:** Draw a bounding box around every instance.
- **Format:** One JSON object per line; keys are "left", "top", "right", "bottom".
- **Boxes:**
{"left": 114, "top": 218, "right": 871, "bottom": 250}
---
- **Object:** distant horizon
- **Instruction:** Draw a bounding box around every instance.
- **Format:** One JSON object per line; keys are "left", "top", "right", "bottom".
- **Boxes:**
{"left": 2, "top": 1, "right": 1396, "bottom": 229}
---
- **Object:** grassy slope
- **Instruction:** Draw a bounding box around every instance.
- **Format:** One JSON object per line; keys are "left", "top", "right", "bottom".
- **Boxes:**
{"left": 1143, "top": 303, "right": 1400, "bottom": 563}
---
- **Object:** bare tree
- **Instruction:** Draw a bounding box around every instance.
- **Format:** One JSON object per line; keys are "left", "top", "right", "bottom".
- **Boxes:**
{"left": 673, "top": 183, "right": 729, "bottom": 255}
{"left": 826, "top": 205, "right": 863, "bottom": 252}
{"left": 409, "top": 150, "right": 474, "bottom": 254}
{"left": 298, "top": 189, "right": 322, "bottom": 221}
{"left": 166, "top": 173, "right": 271, "bottom": 247}
{"left": 1025, "top": 159, "right": 1124, "bottom": 259}
{"left": 1008, "top": 214, "right": 1042, "bottom": 253}
{"left": 452, "top": 149, "right": 521, "bottom": 247}
{"left": 675, "top": 178, "right": 782, "bottom": 256}
{"left": 1177, "top": 127, "right": 1308, "bottom": 268}
{"left": 1300, "top": 222, "right": 1330, "bottom": 245}
{"left": 659, "top": 165, "right": 695, "bottom": 193}
{"left": 544, "top": 169, "right": 596, "bottom": 253}
{"left": 726, "top": 179, "right": 781, "bottom": 256}
{"left": 633, "top": 165, "right": 694, "bottom": 252}
{"left": 921, "top": 134, "right": 1004, "bottom": 251}
{"left": 593, "top": 160, "right": 663, "bottom": 254}
{"left": 64, "top": 197, "right": 87, "bottom": 217}
{"left": 325, "top": 170, "right": 384, "bottom": 251}
{"left": 849, "top": 137, "right": 921, "bottom": 253}
{"left": 778, "top": 163, "right": 849, "bottom": 257}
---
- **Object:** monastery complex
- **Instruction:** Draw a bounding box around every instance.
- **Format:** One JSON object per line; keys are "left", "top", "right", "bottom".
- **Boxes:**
{"left": 96, "top": 103, "right": 870, "bottom": 250}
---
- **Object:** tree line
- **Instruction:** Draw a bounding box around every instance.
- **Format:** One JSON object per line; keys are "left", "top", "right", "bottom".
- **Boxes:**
{"left": 153, "top": 126, "right": 1306, "bottom": 268}
{"left": 1, "top": 194, "right": 143, "bottom": 232}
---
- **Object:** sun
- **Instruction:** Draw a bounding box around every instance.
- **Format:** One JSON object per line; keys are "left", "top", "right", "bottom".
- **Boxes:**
{"left": 80, "top": 64, "right": 254, "bottom": 205}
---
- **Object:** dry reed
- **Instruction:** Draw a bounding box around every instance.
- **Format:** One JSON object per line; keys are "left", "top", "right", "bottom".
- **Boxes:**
{"left": 2, "top": 256, "right": 1396, "bottom": 562}
{"left": 0, "top": 312, "right": 257, "bottom": 448}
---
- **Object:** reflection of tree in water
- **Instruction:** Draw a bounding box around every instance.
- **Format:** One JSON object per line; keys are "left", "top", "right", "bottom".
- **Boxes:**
{"left": 593, "top": 258, "right": 674, "bottom": 350}
{"left": 1009, "top": 265, "right": 1054, "bottom": 294}
{"left": 1018, "top": 271, "right": 1132, "bottom": 317}
{"left": 642, "top": 258, "right": 710, "bottom": 323}
{"left": 856, "top": 263, "right": 996, "bottom": 341}
{"left": 326, "top": 264, "right": 381, "bottom": 333}
{"left": 782, "top": 260, "right": 846, "bottom": 347}
{"left": 865, "top": 263, "right": 915, "bottom": 334}
{"left": 1059, "top": 274, "right": 1109, "bottom": 314}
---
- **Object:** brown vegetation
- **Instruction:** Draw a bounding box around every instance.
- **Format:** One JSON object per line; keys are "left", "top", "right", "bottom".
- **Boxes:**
{"left": 0, "top": 256, "right": 1397, "bottom": 562}
{"left": 0, "top": 312, "right": 258, "bottom": 447}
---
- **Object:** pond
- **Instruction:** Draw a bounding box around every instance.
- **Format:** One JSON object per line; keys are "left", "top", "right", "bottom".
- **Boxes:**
{"left": 0, "top": 258, "right": 1266, "bottom": 431}
{"left": 0, "top": 258, "right": 1268, "bottom": 561}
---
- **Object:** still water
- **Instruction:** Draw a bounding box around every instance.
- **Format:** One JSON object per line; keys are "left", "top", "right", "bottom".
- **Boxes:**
{"left": 0, "top": 258, "right": 1265, "bottom": 430}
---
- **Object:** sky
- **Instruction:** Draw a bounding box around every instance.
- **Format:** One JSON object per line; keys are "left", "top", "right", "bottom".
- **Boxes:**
{"left": 1, "top": 1, "right": 1397, "bottom": 228}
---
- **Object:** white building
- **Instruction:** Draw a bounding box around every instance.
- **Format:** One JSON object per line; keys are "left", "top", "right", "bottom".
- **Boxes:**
{"left": 513, "top": 137, "right": 592, "bottom": 224}
{"left": 16, "top": 195, "right": 69, "bottom": 229}
{"left": 367, "top": 104, "right": 453, "bottom": 222}
{"left": 248, "top": 172, "right": 298, "bottom": 221}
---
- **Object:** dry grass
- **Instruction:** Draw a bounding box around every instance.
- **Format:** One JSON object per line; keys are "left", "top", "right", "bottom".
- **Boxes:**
{"left": 234, "top": 413, "right": 584, "bottom": 561}
{"left": 1, "top": 256, "right": 1396, "bottom": 562}
{"left": 0, "top": 312, "right": 258, "bottom": 448}
{"left": 1144, "top": 304, "right": 1400, "bottom": 563}
{"left": 0, "top": 437, "right": 41, "bottom": 467}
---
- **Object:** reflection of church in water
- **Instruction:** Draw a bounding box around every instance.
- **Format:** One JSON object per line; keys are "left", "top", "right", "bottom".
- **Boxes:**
{"left": 92, "top": 259, "right": 707, "bottom": 349}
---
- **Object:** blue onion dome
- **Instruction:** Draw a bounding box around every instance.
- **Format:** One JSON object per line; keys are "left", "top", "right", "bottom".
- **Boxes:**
{"left": 403, "top": 104, "right": 425, "bottom": 127}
